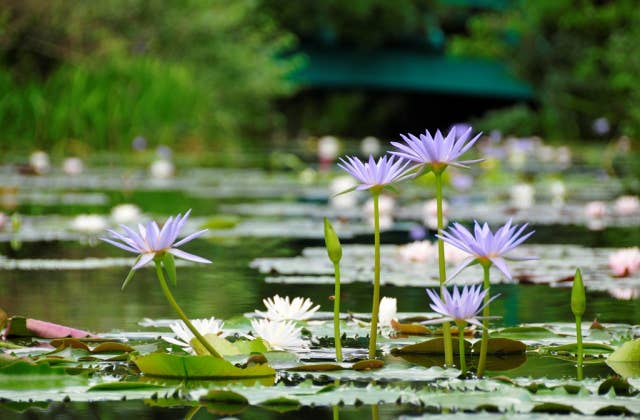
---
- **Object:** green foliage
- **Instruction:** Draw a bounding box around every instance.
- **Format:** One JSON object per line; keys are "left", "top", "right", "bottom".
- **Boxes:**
{"left": 260, "top": 0, "right": 438, "bottom": 49}
{"left": 450, "top": 0, "right": 640, "bottom": 139}
{"left": 472, "top": 103, "right": 540, "bottom": 137}
{"left": 0, "top": 0, "right": 299, "bottom": 153}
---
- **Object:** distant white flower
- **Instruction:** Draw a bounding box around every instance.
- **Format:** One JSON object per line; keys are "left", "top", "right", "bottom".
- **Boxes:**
{"left": 378, "top": 296, "right": 397, "bottom": 328}
{"left": 318, "top": 136, "right": 340, "bottom": 161}
{"left": 363, "top": 195, "right": 395, "bottom": 229}
{"left": 609, "top": 288, "right": 640, "bottom": 301}
{"left": 614, "top": 195, "right": 639, "bottom": 216}
{"left": 397, "top": 240, "right": 435, "bottom": 262}
{"left": 423, "top": 198, "right": 448, "bottom": 230}
{"left": 150, "top": 159, "right": 174, "bottom": 179}
{"left": 62, "top": 157, "right": 84, "bottom": 176}
{"left": 510, "top": 183, "right": 535, "bottom": 209}
{"left": 555, "top": 146, "right": 572, "bottom": 166}
{"left": 250, "top": 319, "right": 308, "bottom": 351}
{"left": 29, "top": 150, "right": 50, "bottom": 174}
{"left": 609, "top": 247, "right": 640, "bottom": 277}
{"left": 110, "top": 204, "right": 142, "bottom": 224}
{"left": 549, "top": 180, "right": 566, "bottom": 207}
{"left": 162, "top": 317, "right": 225, "bottom": 354}
{"left": 443, "top": 242, "right": 470, "bottom": 265}
{"left": 585, "top": 201, "right": 607, "bottom": 219}
{"left": 256, "top": 295, "right": 320, "bottom": 321}
{"left": 71, "top": 214, "right": 108, "bottom": 234}
{"left": 329, "top": 176, "right": 358, "bottom": 209}
{"left": 361, "top": 136, "right": 381, "bottom": 156}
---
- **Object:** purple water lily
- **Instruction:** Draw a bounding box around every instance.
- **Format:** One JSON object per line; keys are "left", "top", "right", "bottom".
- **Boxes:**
{"left": 337, "top": 154, "right": 413, "bottom": 191}
{"left": 425, "top": 284, "right": 499, "bottom": 327}
{"left": 390, "top": 126, "right": 482, "bottom": 171}
{"left": 437, "top": 219, "right": 535, "bottom": 280}
{"left": 101, "top": 210, "right": 211, "bottom": 269}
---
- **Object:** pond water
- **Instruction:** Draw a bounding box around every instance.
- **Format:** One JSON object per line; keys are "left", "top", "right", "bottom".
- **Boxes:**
{"left": 0, "top": 161, "right": 639, "bottom": 418}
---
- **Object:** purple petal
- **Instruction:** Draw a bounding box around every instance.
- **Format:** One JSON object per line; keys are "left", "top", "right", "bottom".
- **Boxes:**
{"left": 173, "top": 229, "right": 208, "bottom": 247}
{"left": 168, "top": 248, "right": 211, "bottom": 264}
{"left": 100, "top": 237, "right": 139, "bottom": 253}
{"left": 133, "top": 253, "right": 155, "bottom": 269}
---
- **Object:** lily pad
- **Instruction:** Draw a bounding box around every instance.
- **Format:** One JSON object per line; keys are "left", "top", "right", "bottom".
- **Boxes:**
{"left": 133, "top": 353, "right": 276, "bottom": 379}
{"left": 391, "top": 338, "right": 470, "bottom": 355}
{"left": 471, "top": 338, "right": 527, "bottom": 354}
{"left": 607, "top": 339, "right": 640, "bottom": 362}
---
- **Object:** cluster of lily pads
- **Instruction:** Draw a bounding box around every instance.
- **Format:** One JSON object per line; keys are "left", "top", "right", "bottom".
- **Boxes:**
{"left": 2, "top": 128, "right": 640, "bottom": 417}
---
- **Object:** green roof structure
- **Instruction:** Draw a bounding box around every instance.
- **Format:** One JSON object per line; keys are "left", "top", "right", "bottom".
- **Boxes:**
{"left": 292, "top": 47, "right": 533, "bottom": 100}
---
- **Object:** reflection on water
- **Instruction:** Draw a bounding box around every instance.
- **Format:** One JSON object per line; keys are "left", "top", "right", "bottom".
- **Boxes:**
{"left": 0, "top": 401, "right": 400, "bottom": 420}
{"left": 0, "top": 236, "right": 638, "bottom": 332}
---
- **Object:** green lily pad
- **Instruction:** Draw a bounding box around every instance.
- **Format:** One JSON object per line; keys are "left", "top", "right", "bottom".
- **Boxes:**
{"left": 258, "top": 397, "right": 301, "bottom": 413}
{"left": 608, "top": 339, "right": 640, "bottom": 362}
{"left": 540, "top": 342, "right": 614, "bottom": 356}
{"left": 199, "top": 390, "right": 249, "bottom": 415}
{"left": 88, "top": 382, "right": 166, "bottom": 391}
{"left": 133, "top": 353, "right": 275, "bottom": 379}
{"left": 471, "top": 338, "right": 526, "bottom": 354}
{"left": 606, "top": 361, "right": 640, "bottom": 378}
{"left": 191, "top": 334, "right": 269, "bottom": 356}
{"left": 492, "top": 326, "right": 558, "bottom": 340}
{"left": 391, "top": 338, "right": 470, "bottom": 355}
{"left": 352, "top": 359, "right": 384, "bottom": 371}
{"left": 288, "top": 363, "right": 344, "bottom": 372}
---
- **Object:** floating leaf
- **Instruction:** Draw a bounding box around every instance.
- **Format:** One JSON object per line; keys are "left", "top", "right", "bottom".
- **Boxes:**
{"left": 288, "top": 363, "right": 344, "bottom": 372}
{"left": 390, "top": 319, "right": 431, "bottom": 335}
{"left": 191, "top": 334, "right": 269, "bottom": 357}
{"left": 608, "top": 339, "right": 640, "bottom": 362}
{"left": 133, "top": 353, "right": 275, "bottom": 379}
{"left": 199, "top": 390, "right": 249, "bottom": 416}
{"left": 471, "top": 338, "right": 526, "bottom": 355}
{"left": 531, "top": 402, "right": 580, "bottom": 414}
{"left": 391, "top": 338, "right": 470, "bottom": 355}
{"left": 4, "top": 317, "right": 95, "bottom": 339}
{"left": 352, "top": 360, "right": 384, "bottom": 371}
{"left": 492, "top": 326, "right": 557, "bottom": 340}
{"left": 88, "top": 382, "right": 166, "bottom": 391}
{"left": 258, "top": 397, "right": 301, "bottom": 413}
{"left": 540, "top": 342, "right": 614, "bottom": 356}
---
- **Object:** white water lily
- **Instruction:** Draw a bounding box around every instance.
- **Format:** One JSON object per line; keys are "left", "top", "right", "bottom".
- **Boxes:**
{"left": 250, "top": 319, "right": 308, "bottom": 351}
{"left": 162, "top": 317, "right": 225, "bottom": 353}
{"left": 614, "top": 195, "right": 639, "bottom": 216}
{"left": 423, "top": 198, "right": 448, "bottom": 230}
{"left": 609, "top": 247, "right": 640, "bottom": 277}
{"left": 443, "top": 242, "right": 471, "bottom": 265}
{"left": 378, "top": 296, "right": 397, "bottom": 328}
{"left": 256, "top": 295, "right": 320, "bottom": 321}
{"left": 71, "top": 214, "right": 108, "bottom": 234}
{"left": 62, "top": 157, "right": 84, "bottom": 176}
{"left": 110, "top": 203, "right": 142, "bottom": 224}
{"left": 397, "top": 240, "right": 435, "bottom": 263}
{"left": 150, "top": 159, "right": 174, "bottom": 179}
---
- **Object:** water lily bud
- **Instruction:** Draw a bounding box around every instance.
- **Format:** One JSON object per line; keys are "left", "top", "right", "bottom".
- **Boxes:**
{"left": 571, "top": 268, "right": 586, "bottom": 317}
{"left": 323, "top": 218, "right": 342, "bottom": 263}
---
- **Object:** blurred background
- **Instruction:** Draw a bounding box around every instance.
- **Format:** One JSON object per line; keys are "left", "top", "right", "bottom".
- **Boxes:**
{"left": 0, "top": 0, "right": 638, "bottom": 159}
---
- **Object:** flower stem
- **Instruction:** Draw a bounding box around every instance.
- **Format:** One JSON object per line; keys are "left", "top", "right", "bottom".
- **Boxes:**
{"left": 333, "top": 260, "right": 343, "bottom": 362}
{"left": 576, "top": 314, "right": 583, "bottom": 380}
{"left": 154, "top": 260, "right": 222, "bottom": 358}
{"left": 368, "top": 192, "right": 381, "bottom": 359}
{"left": 456, "top": 321, "right": 467, "bottom": 374}
{"left": 435, "top": 172, "right": 454, "bottom": 367}
{"left": 477, "top": 263, "right": 491, "bottom": 377}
